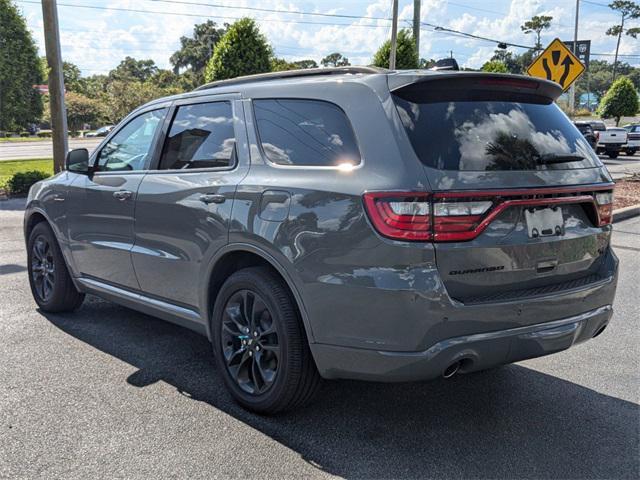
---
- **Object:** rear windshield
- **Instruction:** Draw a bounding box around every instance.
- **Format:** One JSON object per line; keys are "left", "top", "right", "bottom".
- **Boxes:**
{"left": 393, "top": 93, "right": 601, "bottom": 171}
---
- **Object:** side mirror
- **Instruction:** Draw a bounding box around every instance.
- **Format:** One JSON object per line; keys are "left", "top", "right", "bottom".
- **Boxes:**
{"left": 65, "top": 148, "right": 90, "bottom": 174}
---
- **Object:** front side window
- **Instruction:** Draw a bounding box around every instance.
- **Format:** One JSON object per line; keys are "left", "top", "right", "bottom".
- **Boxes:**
{"left": 97, "top": 109, "right": 166, "bottom": 172}
{"left": 253, "top": 99, "right": 360, "bottom": 167}
{"left": 159, "top": 102, "right": 235, "bottom": 170}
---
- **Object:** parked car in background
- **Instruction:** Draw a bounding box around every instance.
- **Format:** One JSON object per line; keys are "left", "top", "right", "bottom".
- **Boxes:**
{"left": 23, "top": 67, "right": 618, "bottom": 413}
{"left": 623, "top": 124, "right": 640, "bottom": 156}
{"left": 574, "top": 121, "right": 598, "bottom": 150}
{"left": 596, "top": 127, "right": 628, "bottom": 159}
{"left": 84, "top": 125, "right": 114, "bottom": 137}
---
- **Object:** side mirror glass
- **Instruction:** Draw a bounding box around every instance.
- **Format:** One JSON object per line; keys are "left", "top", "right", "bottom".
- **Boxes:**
{"left": 65, "top": 148, "right": 90, "bottom": 174}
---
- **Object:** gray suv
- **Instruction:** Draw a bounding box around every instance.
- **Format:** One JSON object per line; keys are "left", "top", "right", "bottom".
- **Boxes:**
{"left": 24, "top": 67, "right": 618, "bottom": 413}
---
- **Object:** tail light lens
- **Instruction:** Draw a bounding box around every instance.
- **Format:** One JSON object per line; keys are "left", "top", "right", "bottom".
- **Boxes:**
{"left": 364, "top": 186, "right": 614, "bottom": 242}
{"left": 595, "top": 191, "right": 613, "bottom": 226}
{"left": 363, "top": 192, "right": 431, "bottom": 240}
{"left": 594, "top": 131, "right": 600, "bottom": 142}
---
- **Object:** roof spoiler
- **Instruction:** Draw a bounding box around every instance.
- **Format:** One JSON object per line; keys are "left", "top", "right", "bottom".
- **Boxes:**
{"left": 388, "top": 72, "right": 563, "bottom": 101}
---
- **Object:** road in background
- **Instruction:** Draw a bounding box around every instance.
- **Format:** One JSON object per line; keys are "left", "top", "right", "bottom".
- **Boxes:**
{"left": 0, "top": 138, "right": 102, "bottom": 161}
{"left": 0, "top": 199, "right": 638, "bottom": 479}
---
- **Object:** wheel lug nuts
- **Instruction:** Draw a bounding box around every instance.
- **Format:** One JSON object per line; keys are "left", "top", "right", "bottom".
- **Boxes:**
{"left": 253, "top": 331, "right": 258, "bottom": 337}
{"left": 256, "top": 346, "right": 260, "bottom": 351}
{"left": 249, "top": 351, "right": 253, "bottom": 356}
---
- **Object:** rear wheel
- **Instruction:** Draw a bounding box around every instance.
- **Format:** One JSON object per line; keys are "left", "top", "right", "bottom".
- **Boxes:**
{"left": 607, "top": 151, "right": 619, "bottom": 159}
{"left": 27, "top": 222, "right": 84, "bottom": 312}
{"left": 625, "top": 149, "right": 636, "bottom": 156}
{"left": 211, "top": 267, "right": 321, "bottom": 414}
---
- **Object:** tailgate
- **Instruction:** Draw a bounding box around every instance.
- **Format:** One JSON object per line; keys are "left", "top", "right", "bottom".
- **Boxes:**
{"left": 390, "top": 73, "right": 615, "bottom": 303}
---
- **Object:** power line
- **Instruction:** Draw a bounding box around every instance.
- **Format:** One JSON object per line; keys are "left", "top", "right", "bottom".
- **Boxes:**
{"left": 15, "top": 0, "right": 392, "bottom": 28}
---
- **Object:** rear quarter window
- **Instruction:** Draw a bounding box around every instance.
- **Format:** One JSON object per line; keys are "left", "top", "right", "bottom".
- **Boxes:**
{"left": 253, "top": 99, "right": 360, "bottom": 167}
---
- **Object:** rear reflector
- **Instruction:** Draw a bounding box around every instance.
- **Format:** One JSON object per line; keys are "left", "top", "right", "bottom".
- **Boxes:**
{"left": 363, "top": 185, "right": 614, "bottom": 242}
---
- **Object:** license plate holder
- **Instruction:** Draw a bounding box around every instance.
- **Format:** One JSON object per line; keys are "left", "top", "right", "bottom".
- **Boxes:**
{"left": 524, "top": 207, "right": 564, "bottom": 238}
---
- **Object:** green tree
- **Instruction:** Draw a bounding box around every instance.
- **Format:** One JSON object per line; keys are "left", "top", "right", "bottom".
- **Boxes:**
{"left": 606, "top": 1, "right": 640, "bottom": 81}
{"left": 372, "top": 29, "right": 419, "bottom": 69}
{"left": 321, "top": 52, "right": 350, "bottom": 67}
{"left": 521, "top": 15, "right": 553, "bottom": 51}
{"left": 204, "top": 18, "right": 272, "bottom": 82}
{"left": 0, "top": 0, "right": 43, "bottom": 131}
{"left": 481, "top": 60, "right": 509, "bottom": 73}
{"left": 63, "top": 92, "right": 103, "bottom": 131}
{"left": 170, "top": 20, "right": 227, "bottom": 80}
{"left": 490, "top": 50, "right": 526, "bottom": 74}
{"left": 102, "top": 80, "right": 178, "bottom": 123}
{"left": 419, "top": 58, "right": 436, "bottom": 69}
{"left": 109, "top": 57, "right": 159, "bottom": 82}
{"left": 597, "top": 76, "right": 639, "bottom": 125}
{"left": 291, "top": 59, "right": 318, "bottom": 69}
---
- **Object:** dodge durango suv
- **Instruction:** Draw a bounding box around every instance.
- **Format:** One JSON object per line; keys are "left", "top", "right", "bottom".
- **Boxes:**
{"left": 24, "top": 67, "right": 618, "bottom": 413}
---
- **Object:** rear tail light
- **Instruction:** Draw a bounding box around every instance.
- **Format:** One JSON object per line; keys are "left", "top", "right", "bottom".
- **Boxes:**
{"left": 363, "top": 192, "right": 431, "bottom": 241}
{"left": 594, "top": 131, "right": 600, "bottom": 142}
{"left": 595, "top": 191, "right": 613, "bottom": 226}
{"left": 363, "top": 186, "right": 615, "bottom": 242}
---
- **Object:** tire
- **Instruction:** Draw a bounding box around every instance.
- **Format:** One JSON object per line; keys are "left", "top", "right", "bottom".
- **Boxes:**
{"left": 211, "top": 267, "right": 321, "bottom": 414}
{"left": 27, "top": 222, "right": 84, "bottom": 312}
{"left": 625, "top": 149, "right": 636, "bottom": 156}
{"left": 607, "top": 151, "right": 619, "bottom": 159}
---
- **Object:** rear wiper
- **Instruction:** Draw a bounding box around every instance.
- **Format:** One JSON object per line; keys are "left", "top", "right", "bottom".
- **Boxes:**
{"left": 536, "top": 153, "right": 585, "bottom": 164}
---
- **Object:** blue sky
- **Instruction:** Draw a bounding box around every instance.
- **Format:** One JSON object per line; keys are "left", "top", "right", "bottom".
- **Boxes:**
{"left": 14, "top": 0, "right": 640, "bottom": 75}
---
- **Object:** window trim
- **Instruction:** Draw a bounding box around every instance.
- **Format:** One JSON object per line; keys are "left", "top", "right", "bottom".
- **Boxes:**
{"left": 92, "top": 106, "right": 169, "bottom": 176}
{"left": 251, "top": 97, "right": 364, "bottom": 171}
{"left": 147, "top": 98, "right": 240, "bottom": 174}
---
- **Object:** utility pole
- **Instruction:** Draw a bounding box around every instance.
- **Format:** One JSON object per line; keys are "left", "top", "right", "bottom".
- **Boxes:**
{"left": 413, "top": 0, "right": 421, "bottom": 56}
{"left": 389, "top": 0, "right": 399, "bottom": 69}
{"left": 569, "top": 0, "right": 579, "bottom": 116}
{"left": 41, "top": 0, "right": 68, "bottom": 172}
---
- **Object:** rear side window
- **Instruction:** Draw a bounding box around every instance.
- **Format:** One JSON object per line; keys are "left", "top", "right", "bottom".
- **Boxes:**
{"left": 393, "top": 91, "right": 601, "bottom": 171}
{"left": 253, "top": 99, "right": 360, "bottom": 167}
{"left": 159, "top": 101, "right": 235, "bottom": 170}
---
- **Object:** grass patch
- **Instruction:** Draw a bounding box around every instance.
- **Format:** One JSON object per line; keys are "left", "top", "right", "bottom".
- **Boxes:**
{"left": 0, "top": 158, "right": 54, "bottom": 190}
{"left": 0, "top": 137, "right": 50, "bottom": 143}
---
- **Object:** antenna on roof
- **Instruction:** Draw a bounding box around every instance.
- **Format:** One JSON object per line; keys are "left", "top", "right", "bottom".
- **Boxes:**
{"left": 429, "top": 58, "right": 460, "bottom": 71}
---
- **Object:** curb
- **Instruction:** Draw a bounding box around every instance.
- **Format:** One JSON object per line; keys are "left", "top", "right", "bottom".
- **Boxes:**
{"left": 613, "top": 204, "right": 640, "bottom": 223}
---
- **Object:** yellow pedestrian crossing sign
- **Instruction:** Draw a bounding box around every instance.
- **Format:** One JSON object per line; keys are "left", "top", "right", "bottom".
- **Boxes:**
{"left": 527, "top": 38, "right": 586, "bottom": 91}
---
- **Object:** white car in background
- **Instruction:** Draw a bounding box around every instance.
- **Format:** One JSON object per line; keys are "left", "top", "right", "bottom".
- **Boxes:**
{"left": 623, "top": 124, "right": 640, "bottom": 156}
{"left": 596, "top": 126, "right": 628, "bottom": 159}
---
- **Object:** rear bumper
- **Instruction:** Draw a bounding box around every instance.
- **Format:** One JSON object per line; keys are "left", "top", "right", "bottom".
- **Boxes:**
{"left": 312, "top": 304, "right": 613, "bottom": 381}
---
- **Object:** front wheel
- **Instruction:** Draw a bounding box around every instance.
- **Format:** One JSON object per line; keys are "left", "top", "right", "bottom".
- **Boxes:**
{"left": 211, "top": 267, "right": 321, "bottom": 414}
{"left": 607, "top": 151, "right": 619, "bottom": 159}
{"left": 625, "top": 149, "right": 636, "bottom": 156}
{"left": 27, "top": 222, "right": 84, "bottom": 312}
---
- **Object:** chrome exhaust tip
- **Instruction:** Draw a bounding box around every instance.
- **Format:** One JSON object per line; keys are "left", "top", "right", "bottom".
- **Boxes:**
{"left": 443, "top": 361, "right": 461, "bottom": 379}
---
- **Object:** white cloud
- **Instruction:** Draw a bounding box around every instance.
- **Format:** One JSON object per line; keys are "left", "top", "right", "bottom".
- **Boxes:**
{"left": 16, "top": 0, "right": 640, "bottom": 75}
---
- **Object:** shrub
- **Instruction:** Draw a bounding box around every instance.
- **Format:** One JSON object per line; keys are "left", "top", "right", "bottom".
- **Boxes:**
{"left": 372, "top": 29, "right": 419, "bottom": 69}
{"left": 597, "top": 76, "right": 639, "bottom": 126}
{"left": 19, "top": 131, "right": 29, "bottom": 137}
{"left": 37, "top": 131, "right": 52, "bottom": 138}
{"left": 204, "top": 18, "right": 272, "bottom": 82}
{"left": 6, "top": 170, "right": 49, "bottom": 195}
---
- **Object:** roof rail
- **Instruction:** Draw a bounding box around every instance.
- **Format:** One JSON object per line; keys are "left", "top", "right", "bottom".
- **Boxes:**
{"left": 194, "top": 66, "right": 388, "bottom": 91}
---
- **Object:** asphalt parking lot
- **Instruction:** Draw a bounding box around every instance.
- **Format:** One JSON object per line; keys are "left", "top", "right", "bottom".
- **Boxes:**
{"left": 1, "top": 199, "right": 638, "bottom": 479}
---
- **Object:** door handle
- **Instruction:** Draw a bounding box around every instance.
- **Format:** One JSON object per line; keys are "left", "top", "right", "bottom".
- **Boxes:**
{"left": 199, "top": 193, "right": 226, "bottom": 204}
{"left": 113, "top": 190, "right": 133, "bottom": 201}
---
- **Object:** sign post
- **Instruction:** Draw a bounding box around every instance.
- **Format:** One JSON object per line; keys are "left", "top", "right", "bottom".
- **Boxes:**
{"left": 526, "top": 38, "right": 586, "bottom": 92}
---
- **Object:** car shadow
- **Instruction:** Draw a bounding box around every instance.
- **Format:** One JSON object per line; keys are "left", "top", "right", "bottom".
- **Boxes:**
{"left": 42, "top": 297, "right": 639, "bottom": 479}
